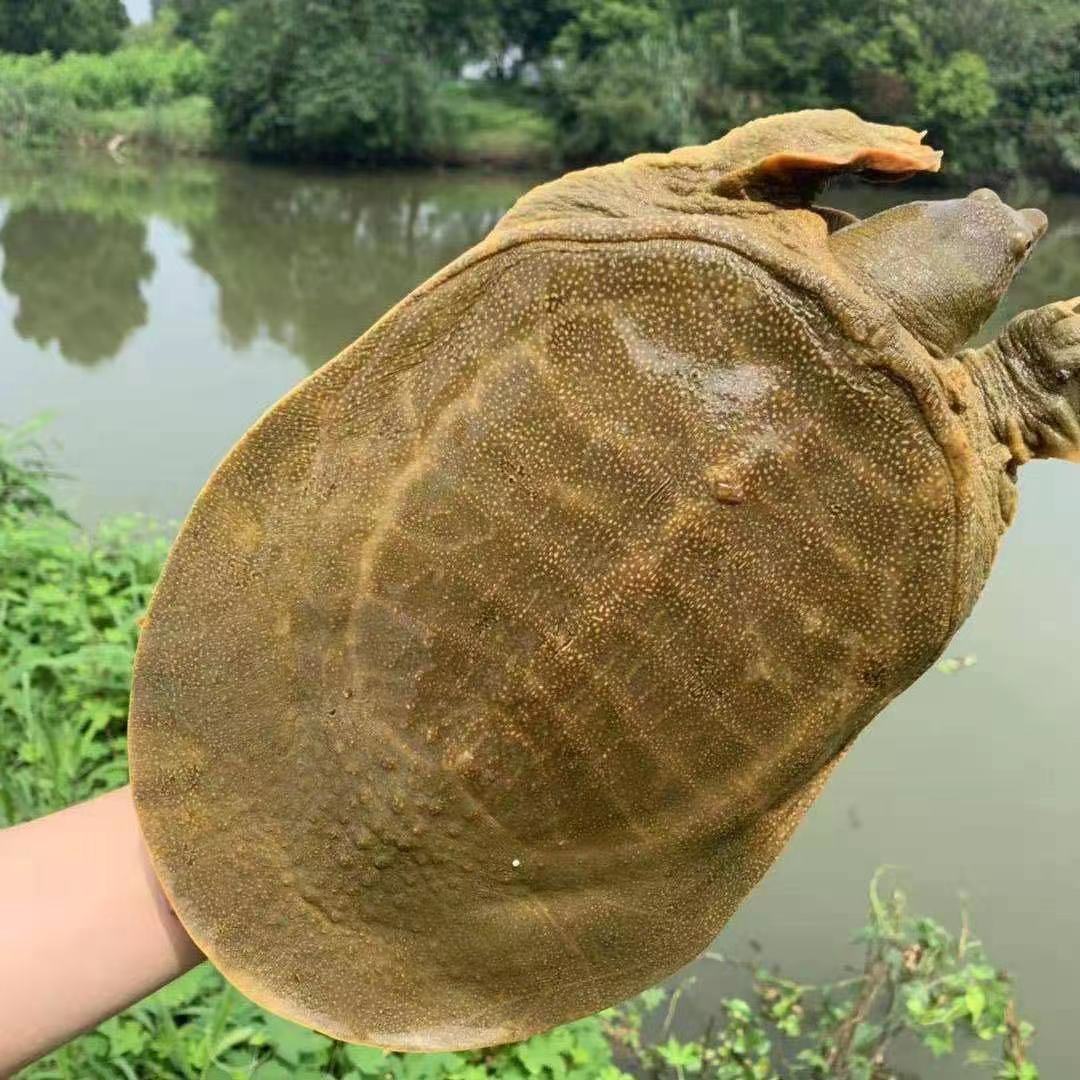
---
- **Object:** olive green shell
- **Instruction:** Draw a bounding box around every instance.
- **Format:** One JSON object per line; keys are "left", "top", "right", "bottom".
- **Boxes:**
{"left": 128, "top": 111, "right": 1002, "bottom": 1050}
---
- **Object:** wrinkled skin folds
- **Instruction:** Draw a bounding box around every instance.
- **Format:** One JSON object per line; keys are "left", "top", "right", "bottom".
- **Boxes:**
{"left": 128, "top": 110, "right": 1079, "bottom": 1050}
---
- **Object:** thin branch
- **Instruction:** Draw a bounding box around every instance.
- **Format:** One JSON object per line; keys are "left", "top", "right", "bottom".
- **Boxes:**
{"left": 1003, "top": 999, "right": 1029, "bottom": 1068}
{"left": 825, "top": 959, "right": 890, "bottom": 1078}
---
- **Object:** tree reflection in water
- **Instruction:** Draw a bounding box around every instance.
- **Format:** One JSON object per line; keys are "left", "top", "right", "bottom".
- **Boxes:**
{"left": 0, "top": 156, "right": 532, "bottom": 370}
{"left": 0, "top": 155, "right": 1077, "bottom": 375}
{"left": 0, "top": 207, "right": 155, "bottom": 366}
{"left": 184, "top": 166, "right": 528, "bottom": 369}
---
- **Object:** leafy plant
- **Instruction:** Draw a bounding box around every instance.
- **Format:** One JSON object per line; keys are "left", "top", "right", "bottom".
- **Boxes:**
{"left": 0, "top": 33, "right": 212, "bottom": 151}
{"left": 24, "top": 961, "right": 631, "bottom": 1079}
{"left": 544, "top": 1, "right": 702, "bottom": 161}
{"left": 605, "top": 870, "right": 1038, "bottom": 1079}
{"left": 0, "top": 63, "right": 77, "bottom": 147}
{"left": 206, "top": 0, "right": 441, "bottom": 163}
{"left": 0, "top": 422, "right": 166, "bottom": 825}
{"left": 425, "top": 81, "right": 555, "bottom": 167}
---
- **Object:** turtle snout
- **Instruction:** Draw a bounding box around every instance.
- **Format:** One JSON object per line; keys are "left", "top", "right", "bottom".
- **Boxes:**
{"left": 1005, "top": 207, "right": 1048, "bottom": 260}
{"left": 967, "top": 188, "right": 1048, "bottom": 251}
{"left": 1018, "top": 207, "right": 1048, "bottom": 242}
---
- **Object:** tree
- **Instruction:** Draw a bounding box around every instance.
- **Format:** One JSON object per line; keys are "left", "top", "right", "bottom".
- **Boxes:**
{"left": 386, "top": 0, "right": 574, "bottom": 79}
{"left": 487, "top": 0, "right": 574, "bottom": 76}
{"left": 545, "top": 0, "right": 702, "bottom": 161}
{"left": 155, "top": 0, "right": 232, "bottom": 44}
{"left": 207, "top": 0, "right": 437, "bottom": 162}
{"left": 679, "top": 0, "right": 1078, "bottom": 186}
{"left": 0, "top": 0, "right": 129, "bottom": 56}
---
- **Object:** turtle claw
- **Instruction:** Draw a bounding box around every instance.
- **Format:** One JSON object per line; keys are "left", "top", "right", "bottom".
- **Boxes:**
{"left": 1043, "top": 296, "right": 1080, "bottom": 323}
{"left": 1046, "top": 300, "right": 1080, "bottom": 378}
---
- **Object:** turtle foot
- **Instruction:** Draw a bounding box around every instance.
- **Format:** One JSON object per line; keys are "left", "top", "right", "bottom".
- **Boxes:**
{"left": 1001, "top": 297, "right": 1080, "bottom": 384}
{"left": 964, "top": 299, "right": 1080, "bottom": 464}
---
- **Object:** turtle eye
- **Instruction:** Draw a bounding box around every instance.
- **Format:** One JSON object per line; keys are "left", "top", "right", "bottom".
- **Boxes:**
{"left": 1008, "top": 231, "right": 1031, "bottom": 258}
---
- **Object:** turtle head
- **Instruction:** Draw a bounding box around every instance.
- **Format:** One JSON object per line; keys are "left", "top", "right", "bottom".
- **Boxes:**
{"left": 829, "top": 189, "right": 1048, "bottom": 356}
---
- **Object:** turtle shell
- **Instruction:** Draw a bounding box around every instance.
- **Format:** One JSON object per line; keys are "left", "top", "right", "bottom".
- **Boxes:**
{"left": 129, "top": 111, "right": 988, "bottom": 1049}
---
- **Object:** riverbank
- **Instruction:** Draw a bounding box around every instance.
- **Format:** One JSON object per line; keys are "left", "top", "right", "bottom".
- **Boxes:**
{"left": 2, "top": 93, "right": 557, "bottom": 167}
{"left": 0, "top": 37, "right": 218, "bottom": 157}
{"left": 0, "top": 86, "right": 559, "bottom": 168}
{"left": 0, "top": 38, "right": 558, "bottom": 167}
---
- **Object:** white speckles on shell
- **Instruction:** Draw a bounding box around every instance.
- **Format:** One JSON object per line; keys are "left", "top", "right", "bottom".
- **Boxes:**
{"left": 129, "top": 181, "right": 993, "bottom": 1052}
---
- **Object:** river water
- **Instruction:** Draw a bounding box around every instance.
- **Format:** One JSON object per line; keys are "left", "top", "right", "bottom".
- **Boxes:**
{"left": 1, "top": 154, "right": 1077, "bottom": 1074}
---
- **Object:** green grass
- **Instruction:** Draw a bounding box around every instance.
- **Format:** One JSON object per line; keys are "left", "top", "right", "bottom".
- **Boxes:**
{"left": 80, "top": 94, "right": 217, "bottom": 155}
{"left": 427, "top": 83, "right": 557, "bottom": 167}
{"left": 2, "top": 42, "right": 206, "bottom": 111}
{"left": 0, "top": 423, "right": 1041, "bottom": 1078}
{"left": 0, "top": 421, "right": 165, "bottom": 824}
{"left": 26, "top": 968, "right": 627, "bottom": 1080}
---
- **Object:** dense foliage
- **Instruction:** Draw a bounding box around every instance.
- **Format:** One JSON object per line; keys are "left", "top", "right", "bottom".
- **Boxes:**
{"left": 0, "top": 0, "right": 129, "bottom": 57}
{"left": 199, "top": 0, "right": 1080, "bottom": 180}
{"left": 152, "top": 0, "right": 232, "bottom": 44}
{"left": 0, "top": 426, "right": 1045, "bottom": 1077}
{"left": 206, "top": 0, "right": 438, "bottom": 162}
{"left": 0, "top": 18, "right": 213, "bottom": 152}
{"left": 0, "top": 0, "right": 1076, "bottom": 183}
{"left": 0, "top": 424, "right": 164, "bottom": 824}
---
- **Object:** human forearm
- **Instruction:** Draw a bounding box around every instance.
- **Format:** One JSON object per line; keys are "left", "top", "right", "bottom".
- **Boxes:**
{"left": 0, "top": 785, "right": 204, "bottom": 1075}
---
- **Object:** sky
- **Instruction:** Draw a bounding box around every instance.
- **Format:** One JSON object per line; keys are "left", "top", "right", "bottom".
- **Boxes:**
{"left": 123, "top": 0, "right": 151, "bottom": 23}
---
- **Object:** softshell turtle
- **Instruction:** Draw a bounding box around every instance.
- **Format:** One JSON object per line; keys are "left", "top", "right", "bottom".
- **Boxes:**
{"left": 128, "top": 109, "right": 1079, "bottom": 1051}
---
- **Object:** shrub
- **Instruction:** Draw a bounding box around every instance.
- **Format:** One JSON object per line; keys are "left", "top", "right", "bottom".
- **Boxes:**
{"left": 0, "top": 72, "right": 77, "bottom": 147}
{"left": 159, "top": 0, "right": 233, "bottom": 45}
{"left": 85, "top": 94, "right": 217, "bottom": 154}
{"left": 0, "top": 38, "right": 210, "bottom": 149}
{"left": 0, "top": 425, "right": 166, "bottom": 824}
{"left": 544, "top": 1, "right": 703, "bottom": 162}
{"left": 40, "top": 41, "right": 208, "bottom": 110}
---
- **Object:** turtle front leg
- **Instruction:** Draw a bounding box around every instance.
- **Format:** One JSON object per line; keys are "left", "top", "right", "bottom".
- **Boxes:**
{"left": 959, "top": 299, "right": 1080, "bottom": 464}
